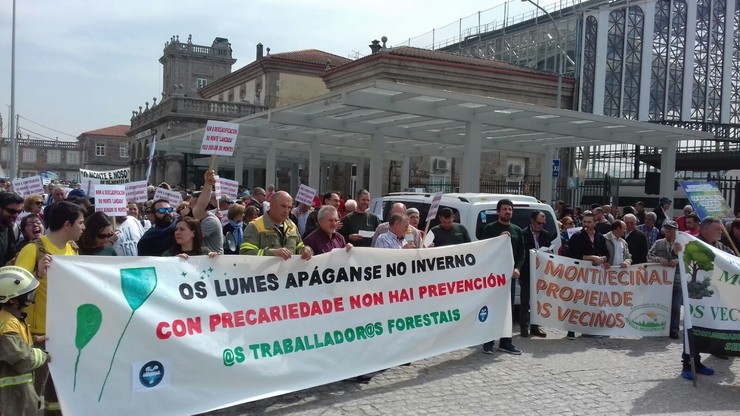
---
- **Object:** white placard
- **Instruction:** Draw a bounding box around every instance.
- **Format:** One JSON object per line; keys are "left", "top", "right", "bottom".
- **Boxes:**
{"left": 153, "top": 188, "right": 182, "bottom": 207}
{"left": 217, "top": 177, "right": 239, "bottom": 200}
{"left": 80, "top": 177, "right": 101, "bottom": 196}
{"left": 295, "top": 184, "right": 317, "bottom": 206}
{"left": 94, "top": 185, "right": 128, "bottom": 216}
{"left": 124, "top": 181, "right": 148, "bottom": 204}
{"left": 425, "top": 192, "right": 444, "bottom": 223}
{"left": 423, "top": 230, "right": 436, "bottom": 248}
{"left": 200, "top": 120, "right": 239, "bottom": 156}
{"left": 11, "top": 176, "right": 44, "bottom": 197}
{"left": 369, "top": 197, "right": 383, "bottom": 219}
{"left": 79, "top": 168, "right": 130, "bottom": 185}
{"left": 567, "top": 226, "right": 582, "bottom": 238}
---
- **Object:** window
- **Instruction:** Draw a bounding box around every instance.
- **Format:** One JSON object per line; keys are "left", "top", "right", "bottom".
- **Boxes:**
{"left": 22, "top": 148, "right": 36, "bottom": 163}
{"left": 66, "top": 150, "right": 80, "bottom": 165}
{"left": 239, "top": 85, "right": 246, "bottom": 100}
{"left": 120, "top": 144, "right": 129, "bottom": 158}
{"left": 227, "top": 90, "right": 234, "bottom": 102}
{"left": 47, "top": 149, "right": 61, "bottom": 164}
{"left": 0, "top": 147, "right": 7, "bottom": 162}
{"left": 96, "top": 143, "right": 105, "bottom": 156}
{"left": 196, "top": 78, "right": 207, "bottom": 89}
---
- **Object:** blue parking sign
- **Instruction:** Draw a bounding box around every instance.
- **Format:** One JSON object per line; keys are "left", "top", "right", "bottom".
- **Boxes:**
{"left": 552, "top": 159, "right": 560, "bottom": 178}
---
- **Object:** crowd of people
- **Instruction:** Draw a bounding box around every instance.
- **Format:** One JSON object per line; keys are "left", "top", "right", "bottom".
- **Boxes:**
{"left": 0, "top": 174, "right": 737, "bottom": 413}
{"left": 552, "top": 198, "right": 738, "bottom": 381}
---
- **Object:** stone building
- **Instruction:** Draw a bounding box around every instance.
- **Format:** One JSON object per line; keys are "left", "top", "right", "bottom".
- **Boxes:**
{"left": 127, "top": 36, "right": 349, "bottom": 187}
{"left": 0, "top": 136, "right": 81, "bottom": 181}
{"left": 127, "top": 36, "right": 266, "bottom": 186}
{"left": 77, "top": 125, "right": 130, "bottom": 171}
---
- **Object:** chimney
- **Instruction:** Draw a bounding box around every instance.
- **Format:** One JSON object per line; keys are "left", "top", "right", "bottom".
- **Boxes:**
{"left": 369, "top": 39, "right": 382, "bottom": 54}
{"left": 256, "top": 43, "right": 264, "bottom": 60}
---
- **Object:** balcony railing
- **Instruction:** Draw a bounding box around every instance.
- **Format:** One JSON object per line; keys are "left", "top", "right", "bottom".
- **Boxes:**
{"left": 130, "top": 97, "right": 267, "bottom": 131}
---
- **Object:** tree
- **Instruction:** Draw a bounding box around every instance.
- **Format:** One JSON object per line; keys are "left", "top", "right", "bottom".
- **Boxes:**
{"left": 683, "top": 241, "right": 715, "bottom": 299}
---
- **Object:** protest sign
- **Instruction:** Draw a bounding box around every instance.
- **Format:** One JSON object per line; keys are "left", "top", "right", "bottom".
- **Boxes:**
{"left": 295, "top": 184, "right": 317, "bottom": 206}
{"left": 200, "top": 120, "right": 239, "bottom": 156}
{"left": 80, "top": 168, "right": 130, "bottom": 185}
{"left": 530, "top": 251, "right": 674, "bottom": 336}
{"left": 369, "top": 197, "right": 383, "bottom": 219}
{"left": 214, "top": 177, "right": 239, "bottom": 201}
{"left": 425, "top": 192, "right": 444, "bottom": 223}
{"left": 146, "top": 137, "right": 157, "bottom": 182}
{"left": 47, "top": 238, "right": 513, "bottom": 416}
{"left": 11, "top": 176, "right": 44, "bottom": 197}
{"left": 80, "top": 177, "right": 100, "bottom": 196}
{"left": 124, "top": 181, "right": 148, "bottom": 203}
{"left": 679, "top": 181, "right": 734, "bottom": 221}
{"left": 94, "top": 185, "right": 128, "bottom": 216}
{"left": 153, "top": 187, "right": 182, "bottom": 206}
{"left": 677, "top": 233, "right": 740, "bottom": 356}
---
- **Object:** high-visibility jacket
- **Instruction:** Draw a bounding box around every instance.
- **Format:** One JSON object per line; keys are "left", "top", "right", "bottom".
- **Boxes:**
{"left": 0, "top": 308, "right": 47, "bottom": 416}
{"left": 239, "top": 215, "right": 304, "bottom": 256}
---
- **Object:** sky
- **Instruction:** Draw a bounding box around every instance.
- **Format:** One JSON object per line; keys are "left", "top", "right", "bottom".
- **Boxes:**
{"left": 0, "top": 0, "right": 563, "bottom": 142}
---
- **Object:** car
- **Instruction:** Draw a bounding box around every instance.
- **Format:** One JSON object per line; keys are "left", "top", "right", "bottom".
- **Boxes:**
{"left": 381, "top": 192, "right": 561, "bottom": 305}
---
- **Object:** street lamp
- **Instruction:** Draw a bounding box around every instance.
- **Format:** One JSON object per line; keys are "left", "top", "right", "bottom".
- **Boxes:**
{"left": 521, "top": 0, "right": 564, "bottom": 109}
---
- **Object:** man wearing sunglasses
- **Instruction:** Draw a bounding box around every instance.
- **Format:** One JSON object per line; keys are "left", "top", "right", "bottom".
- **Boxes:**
{"left": 0, "top": 192, "right": 23, "bottom": 265}
{"left": 137, "top": 199, "right": 177, "bottom": 256}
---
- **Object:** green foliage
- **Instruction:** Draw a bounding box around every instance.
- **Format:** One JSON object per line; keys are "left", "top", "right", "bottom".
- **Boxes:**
{"left": 683, "top": 241, "right": 715, "bottom": 283}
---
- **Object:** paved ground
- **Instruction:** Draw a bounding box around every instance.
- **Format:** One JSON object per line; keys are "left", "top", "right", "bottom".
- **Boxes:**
{"left": 200, "top": 328, "right": 739, "bottom": 416}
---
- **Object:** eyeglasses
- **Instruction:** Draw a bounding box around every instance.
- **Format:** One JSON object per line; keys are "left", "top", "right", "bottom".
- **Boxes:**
{"left": 156, "top": 207, "right": 174, "bottom": 214}
{"left": 2, "top": 207, "right": 21, "bottom": 215}
{"left": 34, "top": 201, "right": 43, "bottom": 206}
{"left": 97, "top": 232, "right": 115, "bottom": 239}
{"left": 25, "top": 221, "right": 42, "bottom": 228}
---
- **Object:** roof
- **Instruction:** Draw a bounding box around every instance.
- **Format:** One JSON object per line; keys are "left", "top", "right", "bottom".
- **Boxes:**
{"left": 79, "top": 125, "right": 129, "bottom": 137}
{"left": 326, "top": 46, "right": 564, "bottom": 80}
{"left": 270, "top": 49, "right": 351, "bottom": 68}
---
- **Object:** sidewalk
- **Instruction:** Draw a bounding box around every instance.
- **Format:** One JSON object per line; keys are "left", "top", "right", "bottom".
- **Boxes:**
{"left": 202, "top": 329, "right": 739, "bottom": 416}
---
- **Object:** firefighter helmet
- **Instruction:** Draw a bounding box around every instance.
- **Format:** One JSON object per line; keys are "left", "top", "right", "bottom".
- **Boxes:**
{"left": 0, "top": 266, "right": 38, "bottom": 304}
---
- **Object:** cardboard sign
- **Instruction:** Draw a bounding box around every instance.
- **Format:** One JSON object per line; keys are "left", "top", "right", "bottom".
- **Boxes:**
{"left": 425, "top": 192, "right": 444, "bottom": 222}
{"left": 11, "top": 176, "right": 44, "bottom": 197}
{"left": 94, "top": 185, "right": 128, "bottom": 216}
{"left": 153, "top": 187, "right": 182, "bottom": 207}
{"left": 200, "top": 120, "right": 239, "bottom": 156}
{"left": 125, "top": 181, "right": 148, "bottom": 204}
{"left": 295, "top": 184, "right": 317, "bottom": 206}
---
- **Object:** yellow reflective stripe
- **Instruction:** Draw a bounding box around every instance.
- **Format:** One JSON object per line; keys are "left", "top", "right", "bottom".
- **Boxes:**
{"left": 239, "top": 242, "right": 258, "bottom": 252}
{"left": 295, "top": 241, "right": 304, "bottom": 253}
{"left": 257, "top": 249, "right": 265, "bottom": 256}
{"left": 0, "top": 373, "right": 33, "bottom": 387}
{"left": 45, "top": 401, "right": 61, "bottom": 411}
{"left": 32, "top": 348, "right": 45, "bottom": 369}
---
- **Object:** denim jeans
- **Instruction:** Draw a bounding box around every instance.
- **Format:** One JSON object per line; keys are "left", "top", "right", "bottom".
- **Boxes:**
{"left": 670, "top": 284, "right": 682, "bottom": 335}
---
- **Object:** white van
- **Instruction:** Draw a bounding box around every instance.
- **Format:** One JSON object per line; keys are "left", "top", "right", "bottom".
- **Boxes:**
{"left": 381, "top": 192, "right": 561, "bottom": 305}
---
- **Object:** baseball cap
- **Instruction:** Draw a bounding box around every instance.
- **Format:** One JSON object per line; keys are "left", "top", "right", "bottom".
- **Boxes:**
{"left": 662, "top": 220, "right": 678, "bottom": 229}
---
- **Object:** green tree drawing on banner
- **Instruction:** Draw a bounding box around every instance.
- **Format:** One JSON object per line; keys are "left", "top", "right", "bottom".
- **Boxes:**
{"left": 98, "top": 267, "right": 157, "bottom": 401}
{"left": 74, "top": 304, "right": 102, "bottom": 391}
{"left": 683, "top": 241, "right": 715, "bottom": 299}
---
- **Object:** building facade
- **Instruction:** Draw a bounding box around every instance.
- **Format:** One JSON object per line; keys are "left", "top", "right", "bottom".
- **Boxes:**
{"left": 77, "top": 125, "right": 130, "bottom": 171}
{"left": 0, "top": 136, "right": 81, "bottom": 181}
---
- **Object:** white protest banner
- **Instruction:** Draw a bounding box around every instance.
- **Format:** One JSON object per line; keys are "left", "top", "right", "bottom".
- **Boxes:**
{"left": 124, "top": 181, "right": 148, "bottom": 203}
{"left": 425, "top": 192, "right": 444, "bottom": 223}
{"left": 200, "top": 120, "right": 239, "bottom": 156}
{"left": 153, "top": 187, "right": 182, "bottom": 206}
{"left": 94, "top": 185, "right": 128, "bottom": 216}
{"left": 530, "top": 251, "right": 674, "bottom": 336}
{"left": 47, "top": 238, "right": 513, "bottom": 416}
{"left": 566, "top": 226, "right": 582, "bottom": 238}
{"left": 80, "top": 177, "right": 100, "bottom": 196}
{"left": 11, "top": 176, "right": 44, "bottom": 197}
{"left": 295, "top": 184, "right": 317, "bottom": 206}
{"left": 676, "top": 232, "right": 740, "bottom": 356}
{"left": 80, "top": 167, "right": 130, "bottom": 184}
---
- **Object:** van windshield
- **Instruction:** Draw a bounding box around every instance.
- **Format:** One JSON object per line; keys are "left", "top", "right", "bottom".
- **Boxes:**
{"left": 475, "top": 209, "right": 559, "bottom": 241}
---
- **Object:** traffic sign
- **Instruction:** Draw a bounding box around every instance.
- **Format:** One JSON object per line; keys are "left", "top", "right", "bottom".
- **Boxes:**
{"left": 552, "top": 159, "right": 560, "bottom": 178}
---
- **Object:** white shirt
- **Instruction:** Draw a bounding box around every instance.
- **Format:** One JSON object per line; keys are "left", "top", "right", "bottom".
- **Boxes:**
{"left": 114, "top": 216, "right": 146, "bottom": 256}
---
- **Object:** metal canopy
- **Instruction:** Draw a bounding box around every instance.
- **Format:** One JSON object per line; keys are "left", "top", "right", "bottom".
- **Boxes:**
{"left": 160, "top": 80, "right": 712, "bottom": 158}
{"left": 158, "top": 80, "right": 713, "bottom": 201}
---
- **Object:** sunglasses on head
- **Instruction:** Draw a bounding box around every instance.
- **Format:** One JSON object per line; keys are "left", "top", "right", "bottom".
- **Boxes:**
{"left": 157, "top": 207, "right": 174, "bottom": 214}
